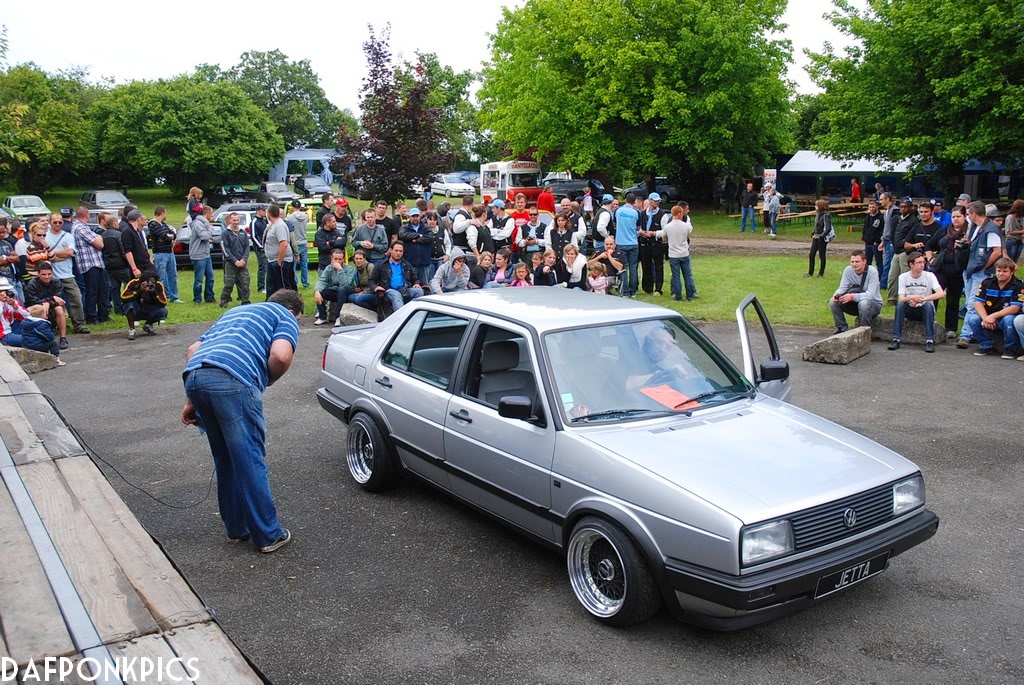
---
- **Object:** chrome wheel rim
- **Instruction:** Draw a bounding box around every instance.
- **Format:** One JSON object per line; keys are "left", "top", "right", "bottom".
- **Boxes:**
{"left": 567, "top": 526, "right": 626, "bottom": 617}
{"left": 346, "top": 424, "right": 374, "bottom": 484}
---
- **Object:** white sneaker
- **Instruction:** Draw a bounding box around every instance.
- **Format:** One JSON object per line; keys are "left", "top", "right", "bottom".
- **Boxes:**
{"left": 127, "top": 328, "right": 136, "bottom": 341}
{"left": 313, "top": 318, "right": 326, "bottom": 326}
{"left": 335, "top": 317, "right": 342, "bottom": 326}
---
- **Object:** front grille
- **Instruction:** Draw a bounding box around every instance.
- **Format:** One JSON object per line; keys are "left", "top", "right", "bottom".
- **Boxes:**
{"left": 790, "top": 481, "right": 897, "bottom": 551}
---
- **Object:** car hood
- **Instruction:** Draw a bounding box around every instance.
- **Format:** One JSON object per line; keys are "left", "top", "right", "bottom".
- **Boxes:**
{"left": 583, "top": 398, "right": 919, "bottom": 524}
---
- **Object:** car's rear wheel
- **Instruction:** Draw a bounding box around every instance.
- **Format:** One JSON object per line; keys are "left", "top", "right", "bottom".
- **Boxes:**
{"left": 346, "top": 413, "right": 400, "bottom": 491}
{"left": 567, "top": 517, "right": 661, "bottom": 626}
{"left": 445, "top": 189, "right": 452, "bottom": 197}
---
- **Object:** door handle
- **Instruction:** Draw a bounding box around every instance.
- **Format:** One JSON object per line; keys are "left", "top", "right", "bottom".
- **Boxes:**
{"left": 449, "top": 410, "right": 472, "bottom": 424}
{"left": 374, "top": 377, "right": 392, "bottom": 388}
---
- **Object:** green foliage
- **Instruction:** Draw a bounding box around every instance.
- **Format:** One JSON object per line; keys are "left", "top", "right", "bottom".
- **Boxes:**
{"left": 478, "top": 0, "right": 793, "bottom": 179}
{"left": 90, "top": 77, "right": 284, "bottom": 192}
{"left": 0, "top": 64, "right": 95, "bottom": 193}
{"left": 400, "top": 52, "right": 477, "bottom": 168}
{"left": 792, "top": 93, "right": 832, "bottom": 150}
{"left": 807, "top": 0, "right": 1024, "bottom": 177}
{"left": 205, "top": 50, "right": 357, "bottom": 149}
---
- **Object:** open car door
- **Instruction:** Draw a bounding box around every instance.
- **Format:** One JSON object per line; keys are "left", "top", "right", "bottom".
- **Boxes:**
{"left": 735, "top": 294, "right": 791, "bottom": 402}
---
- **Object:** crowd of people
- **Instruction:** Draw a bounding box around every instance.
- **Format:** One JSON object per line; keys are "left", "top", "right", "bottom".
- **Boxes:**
{"left": 303, "top": 190, "right": 698, "bottom": 325}
{"left": 829, "top": 194, "right": 1023, "bottom": 359}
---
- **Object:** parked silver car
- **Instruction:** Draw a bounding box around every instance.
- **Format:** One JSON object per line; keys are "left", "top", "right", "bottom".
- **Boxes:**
{"left": 317, "top": 289, "right": 939, "bottom": 629}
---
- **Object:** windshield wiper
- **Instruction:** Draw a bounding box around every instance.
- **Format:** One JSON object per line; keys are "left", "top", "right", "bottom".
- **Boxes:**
{"left": 673, "top": 388, "right": 752, "bottom": 413}
{"left": 570, "top": 408, "right": 676, "bottom": 423}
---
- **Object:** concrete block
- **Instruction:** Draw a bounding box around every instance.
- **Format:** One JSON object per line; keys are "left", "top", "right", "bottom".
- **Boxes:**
{"left": 802, "top": 326, "right": 872, "bottom": 365}
{"left": 338, "top": 303, "right": 378, "bottom": 327}
{"left": 871, "top": 318, "right": 946, "bottom": 344}
{"left": 6, "top": 346, "right": 60, "bottom": 374}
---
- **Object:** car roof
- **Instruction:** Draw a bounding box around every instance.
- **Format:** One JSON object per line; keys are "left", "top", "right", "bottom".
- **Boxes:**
{"left": 215, "top": 202, "right": 268, "bottom": 211}
{"left": 417, "top": 288, "right": 672, "bottom": 331}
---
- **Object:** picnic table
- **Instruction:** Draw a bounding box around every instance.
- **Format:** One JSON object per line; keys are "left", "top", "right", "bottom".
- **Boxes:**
{"left": 0, "top": 348, "right": 266, "bottom": 684}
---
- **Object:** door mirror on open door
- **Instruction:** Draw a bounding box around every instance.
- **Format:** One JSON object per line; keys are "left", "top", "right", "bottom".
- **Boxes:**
{"left": 736, "top": 294, "right": 792, "bottom": 401}
{"left": 498, "top": 396, "right": 533, "bottom": 421}
{"left": 760, "top": 358, "right": 790, "bottom": 382}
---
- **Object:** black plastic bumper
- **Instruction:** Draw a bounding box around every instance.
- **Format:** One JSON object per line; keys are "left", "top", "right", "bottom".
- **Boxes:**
{"left": 664, "top": 509, "right": 939, "bottom": 630}
{"left": 317, "top": 387, "right": 351, "bottom": 423}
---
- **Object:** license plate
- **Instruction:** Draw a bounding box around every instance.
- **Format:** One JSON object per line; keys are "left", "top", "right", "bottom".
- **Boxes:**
{"left": 814, "top": 552, "right": 890, "bottom": 599}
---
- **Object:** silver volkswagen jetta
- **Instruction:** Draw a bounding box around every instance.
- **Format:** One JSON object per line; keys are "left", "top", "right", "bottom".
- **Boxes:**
{"left": 317, "top": 288, "right": 938, "bottom": 629}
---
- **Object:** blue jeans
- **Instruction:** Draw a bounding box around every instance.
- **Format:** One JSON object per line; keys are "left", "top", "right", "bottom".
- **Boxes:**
{"left": 618, "top": 245, "right": 639, "bottom": 297}
{"left": 1007, "top": 240, "right": 1023, "bottom": 263}
{"left": 384, "top": 287, "right": 424, "bottom": 312}
{"left": 413, "top": 265, "right": 431, "bottom": 288}
{"left": 154, "top": 253, "right": 179, "bottom": 301}
{"left": 1014, "top": 314, "right": 1024, "bottom": 349}
{"left": 81, "top": 266, "right": 109, "bottom": 323}
{"left": 768, "top": 211, "right": 779, "bottom": 236}
{"left": 893, "top": 301, "right": 935, "bottom": 341}
{"left": 739, "top": 207, "right": 757, "bottom": 232}
{"left": 11, "top": 279, "right": 24, "bottom": 305}
{"left": 959, "top": 272, "right": 986, "bottom": 339}
{"left": 864, "top": 243, "right": 882, "bottom": 275}
{"left": 184, "top": 367, "right": 283, "bottom": 548}
{"left": 192, "top": 257, "right": 215, "bottom": 303}
{"left": 880, "top": 240, "right": 894, "bottom": 284}
{"left": 348, "top": 292, "right": 378, "bottom": 309}
{"left": 668, "top": 256, "right": 697, "bottom": 300}
{"left": 294, "top": 244, "right": 309, "bottom": 288}
{"left": 966, "top": 311, "right": 1020, "bottom": 352}
{"left": 316, "top": 286, "right": 352, "bottom": 320}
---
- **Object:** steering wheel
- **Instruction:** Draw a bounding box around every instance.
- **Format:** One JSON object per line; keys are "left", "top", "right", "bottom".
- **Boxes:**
{"left": 645, "top": 366, "right": 681, "bottom": 388}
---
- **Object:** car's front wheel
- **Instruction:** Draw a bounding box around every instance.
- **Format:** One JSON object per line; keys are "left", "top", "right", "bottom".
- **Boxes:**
{"left": 346, "top": 413, "right": 400, "bottom": 491}
{"left": 567, "top": 517, "right": 661, "bottom": 626}
{"left": 445, "top": 189, "right": 452, "bottom": 197}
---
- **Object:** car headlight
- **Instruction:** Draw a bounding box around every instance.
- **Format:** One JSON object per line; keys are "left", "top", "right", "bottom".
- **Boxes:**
{"left": 741, "top": 520, "right": 794, "bottom": 566}
{"left": 893, "top": 475, "right": 925, "bottom": 516}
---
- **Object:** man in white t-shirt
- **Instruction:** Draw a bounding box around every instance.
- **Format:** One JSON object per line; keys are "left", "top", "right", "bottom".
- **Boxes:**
{"left": 889, "top": 251, "right": 945, "bottom": 353}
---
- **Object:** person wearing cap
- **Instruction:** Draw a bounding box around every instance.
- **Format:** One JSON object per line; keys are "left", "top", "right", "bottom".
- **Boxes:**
{"left": 886, "top": 198, "right": 921, "bottom": 303}
{"left": 0, "top": 276, "right": 62, "bottom": 364}
{"left": 956, "top": 193, "right": 972, "bottom": 209}
{"left": 957, "top": 200, "right": 1005, "bottom": 347}
{"left": 615, "top": 193, "right": 642, "bottom": 297}
{"left": 45, "top": 213, "right": 88, "bottom": 334}
{"left": 488, "top": 200, "right": 517, "bottom": 257}
{"left": 638, "top": 192, "right": 668, "bottom": 296}
{"left": 399, "top": 208, "right": 433, "bottom": 286}
{"left": 189, "top": 206, "right": 216, "bottom": 304}
{"left": 985, "top": 204, "right": 1005, "bottom": 232}
{"left": 251, "top": 205, "right": 269, "bottom": 294}
{"left": 332, "top": 198, "right": 353, "bottom": 235}
{"left": 286, "top": 200, "right": 310, "bottom": 289}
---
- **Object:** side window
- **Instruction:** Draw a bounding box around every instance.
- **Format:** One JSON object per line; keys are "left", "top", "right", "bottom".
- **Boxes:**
{"left": 382, "top": 311, "right": 469, "bottom": 389}
{"left": 463, "top": 325, "right": 537, "bottom": 408}
{"left": 382, "top": 310, "right": 426, "bottom": 372}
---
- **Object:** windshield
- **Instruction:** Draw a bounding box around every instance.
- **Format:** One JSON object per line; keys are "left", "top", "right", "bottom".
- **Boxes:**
{"left": 223, "top": 185, "right": 245, "bottom": 193}
{"left": 266, "top": 183, "right": 287, "bottom": 192}
{"left": 510, "top": 172, "right": 539, "bottom": 188}
{"left": 444, "top": 174, "right": 464, "bottom": 184}
{"left": 545, "top": 317, "right": 751, "bottom": 424}
{"left": 12, "top": 197, "right": 43, "bottom": 208}
{"left": 302, "top": 177, "right": 322, "bottom": 185}
{"left": 96, "top": 191, "right": 128, "bottom": 203}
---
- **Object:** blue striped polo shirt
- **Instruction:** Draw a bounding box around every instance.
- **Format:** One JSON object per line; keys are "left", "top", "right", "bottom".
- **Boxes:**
{"left": 184, "top": 303, "right": 300, "bottom": 392}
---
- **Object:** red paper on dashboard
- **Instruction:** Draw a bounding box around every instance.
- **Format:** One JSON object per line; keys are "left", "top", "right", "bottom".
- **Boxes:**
{"left": 639, "top": 384, "right": 699, "bottom": 410}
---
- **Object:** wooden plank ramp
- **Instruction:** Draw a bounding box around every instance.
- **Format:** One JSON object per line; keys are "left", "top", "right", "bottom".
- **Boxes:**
{"left": 13, "top": 389, "right": 85, "bottom": 460}
{"left": 0, "top": 396, "right": 51, "bottom": 465}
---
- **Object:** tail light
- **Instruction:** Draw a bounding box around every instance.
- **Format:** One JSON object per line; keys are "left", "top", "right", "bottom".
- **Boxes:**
{"left": 321, "top": 343, "right": 328, "bottom": 370}
{"left": 173, "top": 243, "right": 182, "bottom": 254}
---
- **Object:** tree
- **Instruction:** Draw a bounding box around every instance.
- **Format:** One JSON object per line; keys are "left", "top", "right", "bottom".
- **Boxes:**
{"left": 792, "top": 93, "right": 832, "bottom": 150}
{"left": 806, "top": 0, "right": 1024, "bottom": 195}
{"left": 90, "top": 77, "right": 284, "bottom": 192}
{"left": 335, "top": 27, "right": 450, "bottom": 206}
{"left": 207, "top": 51, "right": 357, "bottom": 150}
{"left": 478, "top": 0, "right": 793, "bottom": 182}
{"left": 0, "top": 64, "right": 96, "bottom": 193}
{"left": 399, "top": 52, "right": 477, "bottom": 168}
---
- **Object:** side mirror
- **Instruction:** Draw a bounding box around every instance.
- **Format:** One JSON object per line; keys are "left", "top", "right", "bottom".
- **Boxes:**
{"left": 760, "top": 359, "right": 790, "bottom": 382}
{"left": 498, "top": 396, "right": 533, "bottom": 421}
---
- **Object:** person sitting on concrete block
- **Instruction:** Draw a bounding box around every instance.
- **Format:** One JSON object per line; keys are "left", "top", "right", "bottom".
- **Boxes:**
{"left": 964, "top": 257, "right": 1023, "bottom": 360}
{"left": 830, "top": 250, "right": 882, "bottom": 334}
{"left": 888, "top": 252, "right": 944, "bottom": 353}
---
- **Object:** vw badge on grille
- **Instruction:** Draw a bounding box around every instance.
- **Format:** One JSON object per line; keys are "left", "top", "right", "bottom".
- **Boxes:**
{"left": 843, "top": 508, "right": 858, "bottom": 527}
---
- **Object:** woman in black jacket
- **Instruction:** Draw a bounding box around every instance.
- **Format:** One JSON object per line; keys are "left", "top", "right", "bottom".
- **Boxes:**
{"left": 533, "top": 249, "right": 559, "bottom": 286}
{"left": 925, "top": 205, "right": 969, "bottom": 337}
{"left": 806, "top": 198, "right": 832, "bottom": 278}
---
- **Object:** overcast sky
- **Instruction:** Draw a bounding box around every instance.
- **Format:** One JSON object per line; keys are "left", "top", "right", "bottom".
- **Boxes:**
{"left": 3, "top": 0, "right": 850, "bottom": 112}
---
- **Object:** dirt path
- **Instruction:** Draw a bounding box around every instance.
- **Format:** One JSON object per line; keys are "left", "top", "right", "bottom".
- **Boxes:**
{"left": 695, "top": 235, "right": 812, "bottom": 255}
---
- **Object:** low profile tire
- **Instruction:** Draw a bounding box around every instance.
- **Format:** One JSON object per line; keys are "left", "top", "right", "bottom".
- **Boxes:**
{"left": 346, "top": 413, "right": 399, "bottom": 491}
{"left": 567, "top": 516, "right": 661, "bottom": 626}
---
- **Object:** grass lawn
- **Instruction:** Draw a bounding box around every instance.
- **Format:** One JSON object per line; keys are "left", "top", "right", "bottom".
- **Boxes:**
{"left": 84, "top": 252, "right": 861, "bottom": 336}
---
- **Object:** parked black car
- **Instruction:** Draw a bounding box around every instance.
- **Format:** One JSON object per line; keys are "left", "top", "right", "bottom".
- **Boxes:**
{"left": 543, "top": 179, "right": 607, "bottom": 203}
{"left": 173, "top": 220, "right": 224, "bottom": 269}
{"left": 294, "top": 175, "right": 332, "bottom": 197}
{"left": 205, "top": 184, "right": 258, "bottom": 208}
{"left": 623, "top": 177, "right": 680, "bottom": 201}
{"left": 255, "top": 181, "right": 299, "bottom": 206}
